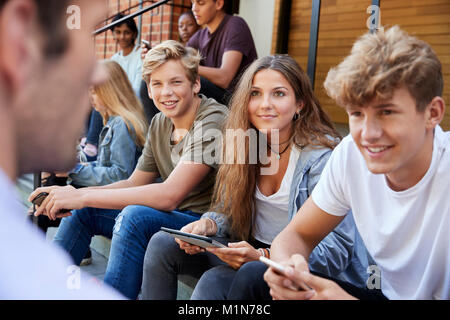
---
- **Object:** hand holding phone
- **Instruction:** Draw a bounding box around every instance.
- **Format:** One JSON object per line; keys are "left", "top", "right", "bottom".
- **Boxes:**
{"left": 259, "top": 256, "right": 311, "bottom": 291}
{"left": 31, "top": 192, "right": 72, "bottom": 218}
{"left": 31, "top": 192, "right": 49, "bottom": 207}
{"left": 141, "top": 39, "right": 150, "bottom": 49}
{"left": 31, "top": 191, "right": 71, "bottom": 215}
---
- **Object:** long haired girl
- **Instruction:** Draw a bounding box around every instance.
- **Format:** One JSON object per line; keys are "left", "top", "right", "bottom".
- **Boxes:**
{"left": 214, "top": 54, "right": 340, "bottom": 241}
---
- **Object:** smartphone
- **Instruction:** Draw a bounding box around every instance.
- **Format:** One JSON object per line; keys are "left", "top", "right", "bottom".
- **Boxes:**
{"left": 259, "top": 256, "right": 310, "bottom": 291}
{"left": 141, "top": 39, "right": 150, "bottom": 49}
{"left": 30, "top": 192, "right": 71, "bottom": 213}
{"left": 31, "top": 192, "right": 49, "bottom": 206}
{"left": 161, "top": 227, "right": 227, "bottom": 249}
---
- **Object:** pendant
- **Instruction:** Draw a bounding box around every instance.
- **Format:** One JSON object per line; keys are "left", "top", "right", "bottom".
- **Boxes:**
{"left": 277, "top": 154, "right": 280, "bottom": 160}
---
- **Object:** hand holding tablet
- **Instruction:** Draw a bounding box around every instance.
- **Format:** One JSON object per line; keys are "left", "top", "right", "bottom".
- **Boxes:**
{"left": 161, "top": 227, "right": 227, "bottom": 249}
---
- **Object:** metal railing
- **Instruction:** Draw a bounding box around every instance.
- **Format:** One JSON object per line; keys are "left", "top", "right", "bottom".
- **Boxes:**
{"left": 305, "top": 0, "right": 381, "bottom": 87}
{"left": 93, "top": 0, "right": 191, "bottom": 59}
{"left": 92, "top": 0, "right": 171, "bottom": 36}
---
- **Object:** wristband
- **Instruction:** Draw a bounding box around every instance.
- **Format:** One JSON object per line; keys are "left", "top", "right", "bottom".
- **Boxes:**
{"left": 258, "top": 248, "right": 265, "bottom": 257}
{"left": 258, "top": 248, "right": 270, "bottom": 258}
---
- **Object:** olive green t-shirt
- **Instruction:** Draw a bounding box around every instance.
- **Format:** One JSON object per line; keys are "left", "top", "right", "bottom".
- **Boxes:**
{"left": 136, "top": 95, "right": 228, "bottom": 213}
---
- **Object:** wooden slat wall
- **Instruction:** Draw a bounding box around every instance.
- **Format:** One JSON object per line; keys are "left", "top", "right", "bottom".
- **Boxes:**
{"left": 380, "top": 0, "right": 450, "bottom": 130}
{"left": 287, "top": 0, "right": 450, "bottom": 130}
{"left": 271, "top": 0, "right": 283, "bottom": 54}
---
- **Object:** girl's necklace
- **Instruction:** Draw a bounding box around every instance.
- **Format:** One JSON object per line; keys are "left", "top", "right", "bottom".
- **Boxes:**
{"left": 267, "top": 142, "right": 291, "bottom": 160}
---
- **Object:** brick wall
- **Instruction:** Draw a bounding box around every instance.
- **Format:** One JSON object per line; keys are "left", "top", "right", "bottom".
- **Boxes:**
{"left": 94, "top": 0, "right": 192, "bottom": 60}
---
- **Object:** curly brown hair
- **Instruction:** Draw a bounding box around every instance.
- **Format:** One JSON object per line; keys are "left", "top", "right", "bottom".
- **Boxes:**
{"left": 324, "top": 25, "right": 443, "bottom": 112}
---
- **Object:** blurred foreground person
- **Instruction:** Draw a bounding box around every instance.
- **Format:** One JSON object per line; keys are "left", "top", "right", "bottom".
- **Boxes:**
{"left": 0, "top": 0, "right": 122, "bottom": 299}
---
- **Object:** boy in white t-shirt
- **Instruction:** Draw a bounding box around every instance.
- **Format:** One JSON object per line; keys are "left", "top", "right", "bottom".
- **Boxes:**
{"left": 264, "top": 26, "right": 449, "bottom": 300}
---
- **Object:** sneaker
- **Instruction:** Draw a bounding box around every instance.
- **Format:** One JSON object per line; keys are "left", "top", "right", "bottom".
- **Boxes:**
{"left": 80, "top": 248, "right": 92, "bottom": 266}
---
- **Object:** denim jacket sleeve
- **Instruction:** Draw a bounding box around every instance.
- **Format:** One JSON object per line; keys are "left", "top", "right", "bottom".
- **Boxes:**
{"left": 308, "top": 213, "right": 357, "bottom": 278}
{"left": 304, "top": 152, "right": 369, "bottom": 287}
{"left": 68, "top": 117, "right": 138, "bottom": 186}
{"left": 306, "top": 151, "right": 331, "bottom": 198}
{"left": 309, "top": 212, "right": 375, "bottom": 288}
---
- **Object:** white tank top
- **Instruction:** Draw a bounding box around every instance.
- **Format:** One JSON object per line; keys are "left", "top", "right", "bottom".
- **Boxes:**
{"left": 252, "top": 147, "right": 300, "bottom": 244}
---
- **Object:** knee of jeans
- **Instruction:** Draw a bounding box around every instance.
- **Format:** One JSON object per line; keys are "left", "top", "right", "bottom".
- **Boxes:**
{"left": 144, "top": 231, "right": 177, "bottom": 267}
{"left": 192, "top": 269, "right": 216, "bottom": 299}
{"left": 234, "top": 261, "right": 267, "bottom": 287}
{"left": 68, "top": 208, "right": 92, "bottom": 225}
{"left": 192, "top": 265, "right": 234, "bottom": 300}
{"left": 226, "top": 261, "right": 269, "bottom": 300}
{"left": 113, "top": 205, "right": 144, "bottom": 234}
{"left": 53, "top": 208, "right": 93, "bottom": 244}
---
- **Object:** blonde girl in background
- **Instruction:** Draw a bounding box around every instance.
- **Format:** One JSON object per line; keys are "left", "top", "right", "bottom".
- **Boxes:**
{"left": 69, "top": 60, "right": 148, "bottom": 187}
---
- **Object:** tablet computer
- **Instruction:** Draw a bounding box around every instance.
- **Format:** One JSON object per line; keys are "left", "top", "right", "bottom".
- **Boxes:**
{"left": 160, "top": 227, "right": 227, "bottom": 249}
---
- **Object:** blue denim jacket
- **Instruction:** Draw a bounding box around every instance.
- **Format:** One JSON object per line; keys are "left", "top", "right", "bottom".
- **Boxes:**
{"left": 202, "top": 145, "right": 375, "bottom": 288}
{"left": 68, "top": 116, "right": 141, "bottom": 186}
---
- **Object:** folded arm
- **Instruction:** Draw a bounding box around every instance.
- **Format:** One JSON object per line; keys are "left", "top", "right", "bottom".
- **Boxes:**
{"left": 198, "top": 50, "right": 243, "bottom": 89}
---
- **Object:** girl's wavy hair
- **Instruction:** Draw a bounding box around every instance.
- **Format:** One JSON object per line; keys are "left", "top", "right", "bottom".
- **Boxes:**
{"left": 324, "top": 25, "right": 443, "bottom": 111}
{"left": 211, "top": 54, "right": 341, "bottom": 241}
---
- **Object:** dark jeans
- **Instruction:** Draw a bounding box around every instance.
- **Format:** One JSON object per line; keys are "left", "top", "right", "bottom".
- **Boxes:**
{"left": 141, "top": 230, "right": 228, "bottom": 300}
{"left": 142, "top": 231, "right": 388, "bottom": 300}
{"left": 194, "top": 261, "right": 272, "bottom": 300}
{"left": 197, "top": 260, "right": 388, "bottom": 300}
{"left": 86, "top": 109, "right": 103, "bottom": 147}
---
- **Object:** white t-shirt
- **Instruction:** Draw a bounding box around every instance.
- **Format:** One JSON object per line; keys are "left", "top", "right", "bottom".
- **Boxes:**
{"left": 111, "top": 45, "right": 143, "bottom": 97}
{"left": 253, "top": 147, "right": 300, "bottom": 244}
{"left": 312, "top": 126, "right": 450, "bottom": 300}
{"left": 0, "top": 170, "right": 123, "bottom": 299}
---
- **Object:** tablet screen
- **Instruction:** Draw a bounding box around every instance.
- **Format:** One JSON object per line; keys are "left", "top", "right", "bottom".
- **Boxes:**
{"left": 160, "top": 227, "right": 227, "bottom": 248}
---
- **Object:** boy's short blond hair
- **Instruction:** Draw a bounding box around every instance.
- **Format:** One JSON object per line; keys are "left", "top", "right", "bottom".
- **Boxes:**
{"left": 142, "top": 40, "right": 202, "bottom": 85}
{"left": 324, "top": 26, "right": 443, "bottom": 112}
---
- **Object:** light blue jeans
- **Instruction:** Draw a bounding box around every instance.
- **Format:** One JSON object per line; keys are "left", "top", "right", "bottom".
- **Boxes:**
{"left": 53, "top": 205, "right": 200, "bottom": 299}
